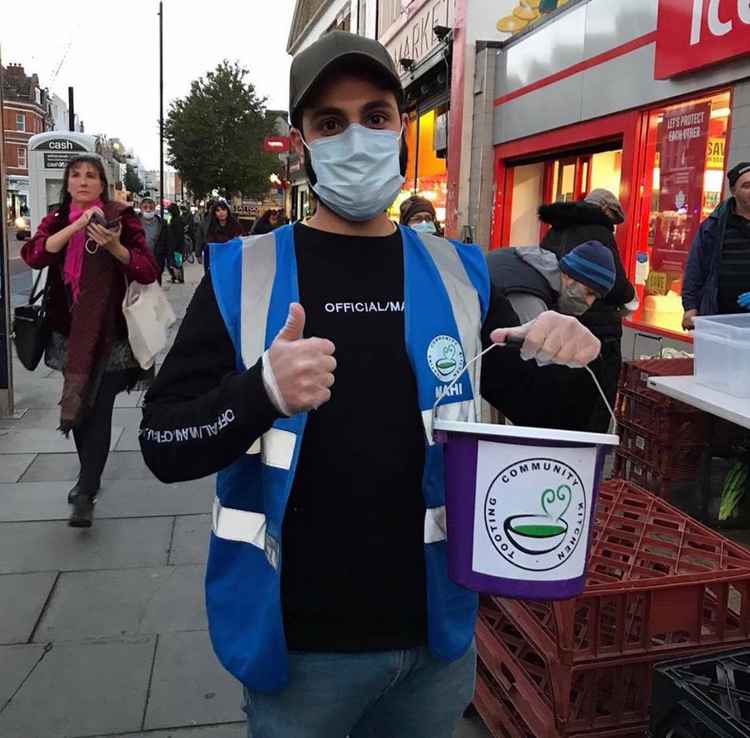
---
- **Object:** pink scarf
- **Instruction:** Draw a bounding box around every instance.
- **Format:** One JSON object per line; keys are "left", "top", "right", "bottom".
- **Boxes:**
{"left": 65, "top": 201, "right": 103, "bottom": 303}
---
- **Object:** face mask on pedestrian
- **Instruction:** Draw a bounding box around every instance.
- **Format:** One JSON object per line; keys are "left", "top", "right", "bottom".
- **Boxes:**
{"left": 142, "top": 210, "right": 155, "bottom": 220}
{"left": 411, "top": 220, "right": 437, "bottom": 235}
{"left": 558, "top": 283, "right": 593, "bottom": 316}
{"left": 303, "top": 123, "right": 404, "bottom": 222}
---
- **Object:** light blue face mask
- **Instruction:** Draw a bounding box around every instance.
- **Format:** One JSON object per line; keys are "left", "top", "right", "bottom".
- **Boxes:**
{"left": 303, "top": 123, "right": 404, "bottom": 222}
{"left": 411, "top": 220, "right": 437, "bottom": 235}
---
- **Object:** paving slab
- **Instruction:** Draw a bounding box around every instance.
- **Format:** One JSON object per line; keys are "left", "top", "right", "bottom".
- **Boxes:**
{"left": 0, "top": 572, "right": 57, "bottom": 644}
{"left": 169, "top": 514, "right": 210, "bottom": 565}
{"left": 0, "top": 517, "right": 172, "bottom": 573}
{"left": 94, "top": 478, "right": 214, "bottom": 518}
{"left": 0, "top": 481, "right": 77, "bottom": 522}
{"left": 0, "top": 426, "right": 124, "bottom": 454}
{"left": 20, "top": 450, "right": 155, "bottom": 482}
{"left": 0, "top": 477, "right": 212, "bottom": 522}
{"left": 145, "top": 630, "right": 244, "bottom": 730}
{"left": 0, "top": 637, "right": 154, "bottom": 738}
{"left": 0, "top": 644, "right": 46, "bottom": 708}
{"left": 99, "top": 726, "right": 245, "bottom": 738}
{"left": 6, "top": 408, "right": 61, "bottom": 428}
{"left": 0, "top": 453, "right": 35, "bottom": 482}
{"left": 115, "top": 390, "right": 145, "bottom": 409}
{"left": 35, "top": 565, "right": 206, "bottom": 642}
{"left": 9, "top": 379, "right": 64, "bottom": 411}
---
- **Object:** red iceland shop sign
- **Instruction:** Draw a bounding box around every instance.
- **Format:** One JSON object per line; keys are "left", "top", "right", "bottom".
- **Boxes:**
{"left": 655, "top": 0, "right": 750, "bottom": 79}
{"left": 651, "top": 102, "right": 711, "bottom": 272}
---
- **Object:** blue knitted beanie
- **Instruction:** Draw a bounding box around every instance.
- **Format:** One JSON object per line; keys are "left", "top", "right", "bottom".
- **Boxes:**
{"left": 559, "top": 241, "right": 616, "bottom": 296}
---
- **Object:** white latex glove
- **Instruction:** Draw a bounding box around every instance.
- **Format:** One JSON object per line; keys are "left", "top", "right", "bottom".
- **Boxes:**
{"left": 266, "top": 303, "right": 336, "bottom": 415}
{"left": 490, "top": 311, "right": 601, "bottom": 368}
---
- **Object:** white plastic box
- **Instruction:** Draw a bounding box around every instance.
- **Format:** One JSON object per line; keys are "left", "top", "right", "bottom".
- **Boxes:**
{"left": 693, "top": 314, "right": 750, "bottom": 398}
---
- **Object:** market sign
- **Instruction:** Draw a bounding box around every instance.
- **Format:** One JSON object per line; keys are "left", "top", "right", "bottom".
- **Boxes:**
{"left": 651, "top": 102, "right": 711, "bottom": 272}
{"left": 383, "top": 0, "right": 454, "bottom": 73}
{"left": 31, "top": 138, "right": 88, "bottom": 152}
{"left": 263, "top": 136, "right": 289, "bottom": 153}
{"left": 655, "top": 0, "right": 750, "bottom": 80}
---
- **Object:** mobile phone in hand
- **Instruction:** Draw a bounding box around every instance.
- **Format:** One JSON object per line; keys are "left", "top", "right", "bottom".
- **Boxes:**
{"left": 90, "top": 212, "right": 121, "bottom": 230}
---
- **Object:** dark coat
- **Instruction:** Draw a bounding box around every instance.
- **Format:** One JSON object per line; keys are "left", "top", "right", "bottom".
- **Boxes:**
{"left": 682, "top": 198, "right": 733, "bottom": 315}
{"left": 538, "top": 201, "right": 635, "bottom": 339}
{"left": 22, "top": 202, "right": 159, "bottom": 338}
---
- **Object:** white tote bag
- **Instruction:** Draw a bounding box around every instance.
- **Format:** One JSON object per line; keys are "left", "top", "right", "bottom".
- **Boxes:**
{"left": 122, "top": 280, "right": 176, "bottom": 370}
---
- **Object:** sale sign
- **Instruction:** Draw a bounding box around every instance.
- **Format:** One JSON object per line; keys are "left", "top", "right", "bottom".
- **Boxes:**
{"left": 655, "top": 0, "right": 750, "bottom": 79}
{"left": 651, "top": 102, "right": 711, "bottom": 272}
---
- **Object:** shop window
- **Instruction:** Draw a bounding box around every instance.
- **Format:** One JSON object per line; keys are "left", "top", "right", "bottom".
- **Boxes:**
{"left": 504, "top": 145, "right": 623, "bottom": 247}
{"left": 389, "top": 106, "right": 449, "bottom": 226}
{"left": 631, "top": 90, "right": 731, "bottom": 335}
{"left": 509, "top": 162, "right": 544, "bottom": 245}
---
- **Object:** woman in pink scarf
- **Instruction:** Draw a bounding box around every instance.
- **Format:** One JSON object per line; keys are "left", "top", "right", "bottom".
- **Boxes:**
{"left": 22, "top": 155, "right": 159, "bottom": 528}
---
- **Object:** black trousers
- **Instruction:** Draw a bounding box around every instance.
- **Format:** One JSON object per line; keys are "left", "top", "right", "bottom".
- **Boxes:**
{"left": 73, "top": 371, "right": 130, "bottom": 496}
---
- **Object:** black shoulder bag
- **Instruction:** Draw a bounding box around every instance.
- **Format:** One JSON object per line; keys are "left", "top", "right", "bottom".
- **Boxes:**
{"left": 12, "top": 269, "right": 50, "bottom": 371}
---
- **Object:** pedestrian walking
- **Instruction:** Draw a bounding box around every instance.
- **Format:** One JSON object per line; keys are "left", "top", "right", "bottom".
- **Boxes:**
{"left": 250, "top": 209, "right": 280, "bottom": 235}
{"left": 138, "top": 197, "right": 166, "bottom": 283}
{"left": 203, "top": 198, "right": 243, "bottom": 272}
{"left": 139, "top": 31, "right": 600, "bottom": 738}
{"left": 165, "top": 203, "right": 185, "bottom": 283}
{"left": 21, "top": 154, "right": 159, "bottom": 527}
{"left": 682, "top": 162, "right": 750, "bottom": 329}
{"left": 538, "top": 188, "right": 635, "bottom": 432}
{"left": 399, "top": 195, "right": 443, "bottom": 235}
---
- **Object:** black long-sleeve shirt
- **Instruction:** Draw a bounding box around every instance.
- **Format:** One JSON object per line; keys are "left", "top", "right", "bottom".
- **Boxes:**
{"left": 140, "top": 222, "right": 579, "bottom": 651}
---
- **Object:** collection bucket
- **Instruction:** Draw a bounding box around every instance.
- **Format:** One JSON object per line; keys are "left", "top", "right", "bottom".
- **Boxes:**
{"left": 433, "top": 342, "right": 619, "bottom": 600}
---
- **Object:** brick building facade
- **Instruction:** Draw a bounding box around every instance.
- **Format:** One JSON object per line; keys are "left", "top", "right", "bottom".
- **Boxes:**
{"left": 2, "top": 63, "right": 51, "bottom": 217}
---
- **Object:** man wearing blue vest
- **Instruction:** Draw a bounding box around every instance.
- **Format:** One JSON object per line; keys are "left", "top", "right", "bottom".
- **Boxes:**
{"left": 140, "top": 31, "right": 600, "bottom": 738}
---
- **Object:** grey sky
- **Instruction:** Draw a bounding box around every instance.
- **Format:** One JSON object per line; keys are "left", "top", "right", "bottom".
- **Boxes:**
{"left": 1, "top": 0, "right": 296, "bottom": 169}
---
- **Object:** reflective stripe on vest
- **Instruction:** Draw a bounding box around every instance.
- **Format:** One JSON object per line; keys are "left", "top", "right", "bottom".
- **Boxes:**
{"left": 245, "top": 428, "right": 296, "bottom": 471}
{"left": 424, "top": 505, "right": 447, "bottom": 544}
{"left": 213, "top": 497, "right": 266, "bottom": 548}
{"left": 240, "top": 232, "right": 277, "bottom": 371}
{"left": 418, "top": 232, "right": 483, "bottom": 445}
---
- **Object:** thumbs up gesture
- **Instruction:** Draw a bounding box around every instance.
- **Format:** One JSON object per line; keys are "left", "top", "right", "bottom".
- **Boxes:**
{"left": 267, "top": 303, "right": 336, "bottom": 415}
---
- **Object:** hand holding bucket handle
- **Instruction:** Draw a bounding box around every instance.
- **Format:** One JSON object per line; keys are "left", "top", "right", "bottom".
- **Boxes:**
{"left": 432, "top": 314, "right": 617, "bottom": 434}
{"left": 266, "top": 303, "right": 337, "bottom": 415}
{"left": 490, "top": 311, "right": 601, "bottom": 368}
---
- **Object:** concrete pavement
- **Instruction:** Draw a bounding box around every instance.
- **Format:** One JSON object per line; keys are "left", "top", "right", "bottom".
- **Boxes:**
{"left": 0, "top": 260, "right": 491, "bottom": 738}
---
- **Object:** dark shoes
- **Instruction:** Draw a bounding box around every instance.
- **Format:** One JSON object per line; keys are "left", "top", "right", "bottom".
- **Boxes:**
{"left": 68, "top": 494, "right": 95, "bottom": 528}
{"left": 67, "top": 483, "right": 100, "bottom": 504}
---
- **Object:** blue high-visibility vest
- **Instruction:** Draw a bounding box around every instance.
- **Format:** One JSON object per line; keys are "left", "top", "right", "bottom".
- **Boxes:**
{"left": 207, "top": 223, "right": 490, "bottom": 692}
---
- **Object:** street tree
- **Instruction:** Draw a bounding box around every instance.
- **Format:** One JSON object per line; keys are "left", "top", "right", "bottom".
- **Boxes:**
{"left": 164, "top": 60, "right": 278, "bottom": 199}
{"left": 124, "top": 164, "right": 143, "bottom": 195}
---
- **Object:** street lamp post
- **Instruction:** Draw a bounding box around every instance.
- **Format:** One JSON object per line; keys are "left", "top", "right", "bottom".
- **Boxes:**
{"left": 159, "top": 1, "right": 165, "bottom": 222}
{"left": 0, "top": 45, "right": 15, "bottom": 416}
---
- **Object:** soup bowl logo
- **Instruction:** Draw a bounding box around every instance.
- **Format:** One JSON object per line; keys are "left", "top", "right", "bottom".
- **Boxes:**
{"left": 484, "top": 458, "right": 587, "bottom": 572}
{"left": 427, "top": 335, "right": 465, "bottom": 383}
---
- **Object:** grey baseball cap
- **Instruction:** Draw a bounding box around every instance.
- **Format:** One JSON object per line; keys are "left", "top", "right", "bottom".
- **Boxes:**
{"left": 289, "top": 31, "right": 403, "bottom": 126}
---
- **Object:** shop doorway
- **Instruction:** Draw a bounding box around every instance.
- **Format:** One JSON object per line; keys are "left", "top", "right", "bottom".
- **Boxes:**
{"left": 504, "top": 145, "right": 623, "bottom": 247}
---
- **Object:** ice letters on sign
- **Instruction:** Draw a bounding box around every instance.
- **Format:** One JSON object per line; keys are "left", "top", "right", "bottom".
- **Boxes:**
{"left": 471, "top": 440, "right": 598, "bottom": 582}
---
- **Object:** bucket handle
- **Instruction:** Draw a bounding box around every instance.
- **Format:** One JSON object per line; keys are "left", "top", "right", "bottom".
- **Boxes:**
{"left": 431, "top": 337, "right": 618, "bottom": 436}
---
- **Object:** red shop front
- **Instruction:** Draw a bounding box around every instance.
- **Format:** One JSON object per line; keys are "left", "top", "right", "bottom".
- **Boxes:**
{"left": 487, "top": 0, "right": 748, "bottom": 342}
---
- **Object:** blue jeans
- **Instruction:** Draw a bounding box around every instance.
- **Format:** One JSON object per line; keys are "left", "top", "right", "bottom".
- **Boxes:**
{"left": 243, "top": 641, "right": 476, "bottom": 738}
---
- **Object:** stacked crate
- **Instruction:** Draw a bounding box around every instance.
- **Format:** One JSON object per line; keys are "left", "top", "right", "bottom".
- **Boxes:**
{"left": 613, "top": 358, "right": 706, "bottom": 501}
{"left": 650, "top": 648, "right": 750, "bottom": 737}
{"left": 474, "top": 480, "right": 750, "bottom": 738}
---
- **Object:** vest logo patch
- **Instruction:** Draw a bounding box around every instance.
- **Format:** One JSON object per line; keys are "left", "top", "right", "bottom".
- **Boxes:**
{"left": 427, "top": 335, "right": 465, "bottom": 384}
